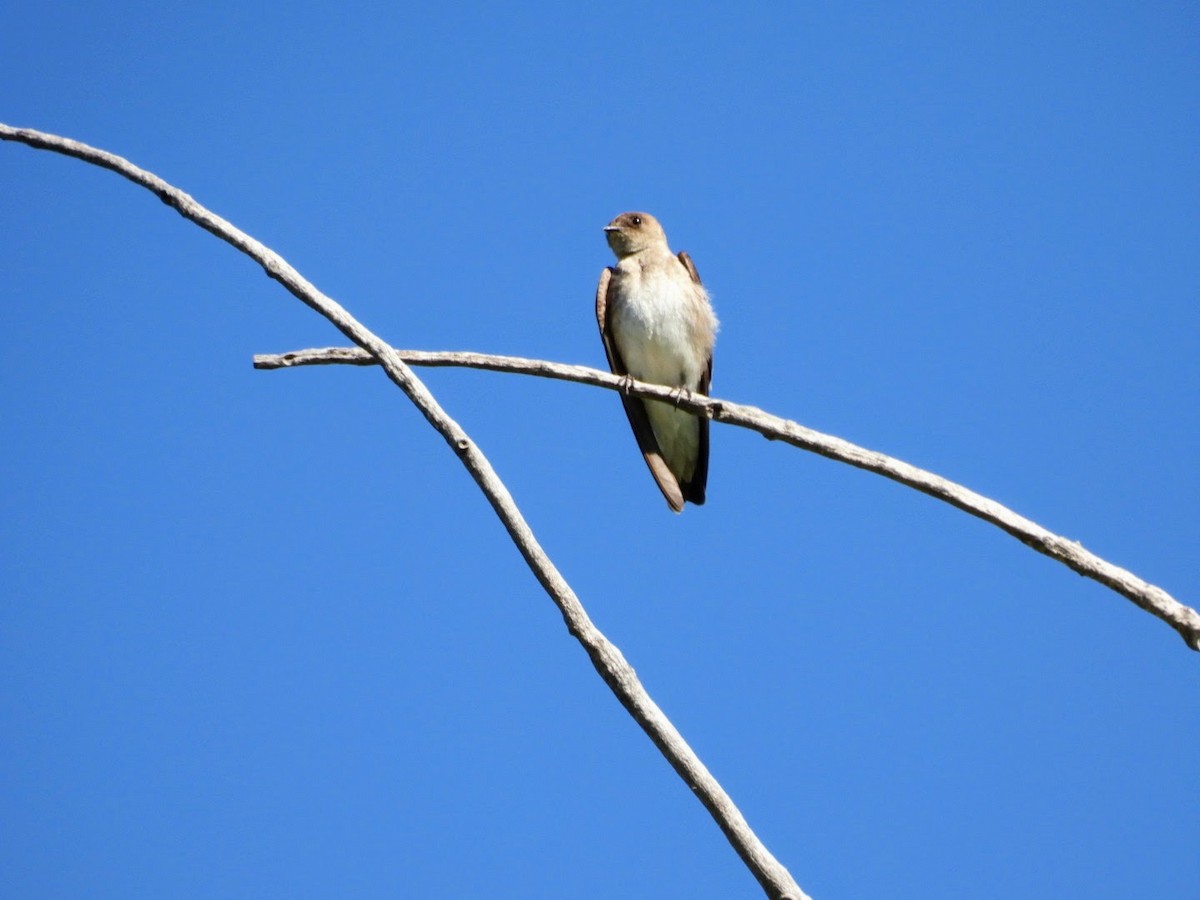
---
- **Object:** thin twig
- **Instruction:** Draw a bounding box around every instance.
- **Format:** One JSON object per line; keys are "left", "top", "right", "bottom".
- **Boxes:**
{"left": 1, "top": 123, "right": 811, "bottom": 899}
{"left": 255, "top": 346, "right": 1200, "bottom": 652}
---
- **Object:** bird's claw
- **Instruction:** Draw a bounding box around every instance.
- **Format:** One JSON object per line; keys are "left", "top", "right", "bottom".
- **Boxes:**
{"left": 669, "top": 386, "right": 693, "bottom": 408}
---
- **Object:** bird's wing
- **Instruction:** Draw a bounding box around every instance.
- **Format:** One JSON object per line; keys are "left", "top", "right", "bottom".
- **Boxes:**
{"left": 681, "top": 352, "right": 712, "bottom": 506}
{"left": 676, "top": 251, "right": 711, "bottom": 506}
{"left": 596, "top": 267, "right": 685, "bottom": 512}
{"left": 677, "top": 250, "right": 702, "bottom": 285}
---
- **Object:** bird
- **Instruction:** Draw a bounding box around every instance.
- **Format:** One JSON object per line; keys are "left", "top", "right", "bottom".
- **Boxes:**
{"left": 595, "top": 212, "right": 718, "bottom": 512}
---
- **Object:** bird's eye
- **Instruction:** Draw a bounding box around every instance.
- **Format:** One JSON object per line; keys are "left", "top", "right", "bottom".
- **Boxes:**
{"left": 631, "top": 215, "right": 642, "bottom": 226}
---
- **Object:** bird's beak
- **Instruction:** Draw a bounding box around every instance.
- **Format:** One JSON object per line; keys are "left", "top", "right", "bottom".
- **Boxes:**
{"left": 603, "top": 225, "right": 620, "bottom": 233}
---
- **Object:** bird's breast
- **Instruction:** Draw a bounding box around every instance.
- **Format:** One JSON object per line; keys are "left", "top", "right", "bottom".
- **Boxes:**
{"left": 611, "top": 265, "right": 711, "bottom": 388}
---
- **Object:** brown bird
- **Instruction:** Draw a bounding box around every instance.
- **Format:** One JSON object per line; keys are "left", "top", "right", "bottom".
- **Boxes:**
{"left": 596, "top": 212, "right": 718, "bottom": 512}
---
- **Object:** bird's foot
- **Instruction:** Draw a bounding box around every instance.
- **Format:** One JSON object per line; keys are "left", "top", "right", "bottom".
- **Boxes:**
{"left": 669, "top": 386, "right": 694, "bottom": 408}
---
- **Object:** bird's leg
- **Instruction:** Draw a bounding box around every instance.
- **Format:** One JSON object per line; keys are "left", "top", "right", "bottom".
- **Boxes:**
{"left": 618, "top": 373, "right": 636, "bottom": 395}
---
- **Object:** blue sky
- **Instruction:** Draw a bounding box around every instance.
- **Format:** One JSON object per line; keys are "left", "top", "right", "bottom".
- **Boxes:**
{"left": 2, "top": 3, "right": 1197, "bottom": 898}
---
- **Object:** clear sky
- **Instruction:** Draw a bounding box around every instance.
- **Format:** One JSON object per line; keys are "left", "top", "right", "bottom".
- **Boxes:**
{"left": 2, "top": 3, "right": 1197, "bottom": 898}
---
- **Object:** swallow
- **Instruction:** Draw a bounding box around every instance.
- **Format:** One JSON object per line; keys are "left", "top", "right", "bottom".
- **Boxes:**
{"left": 596, "top": 212, "right": 718, "bottom": 511}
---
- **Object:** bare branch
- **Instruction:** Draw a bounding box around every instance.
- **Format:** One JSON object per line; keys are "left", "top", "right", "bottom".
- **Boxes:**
{"left": 2, "top": 123, "right": 810, "bottom": 899}
{"left": 255, "top": 346, "right": 1200, "bottom": 653}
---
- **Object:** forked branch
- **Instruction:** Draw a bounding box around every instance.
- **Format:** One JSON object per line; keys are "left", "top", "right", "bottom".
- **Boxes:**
{"left": 1, "top": 123, "right": 809, "bottom": 900}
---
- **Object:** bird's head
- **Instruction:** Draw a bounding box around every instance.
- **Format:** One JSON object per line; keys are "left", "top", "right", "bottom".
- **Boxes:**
{"left": 603, "top": 211, "right": 667, "bottom": 258}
